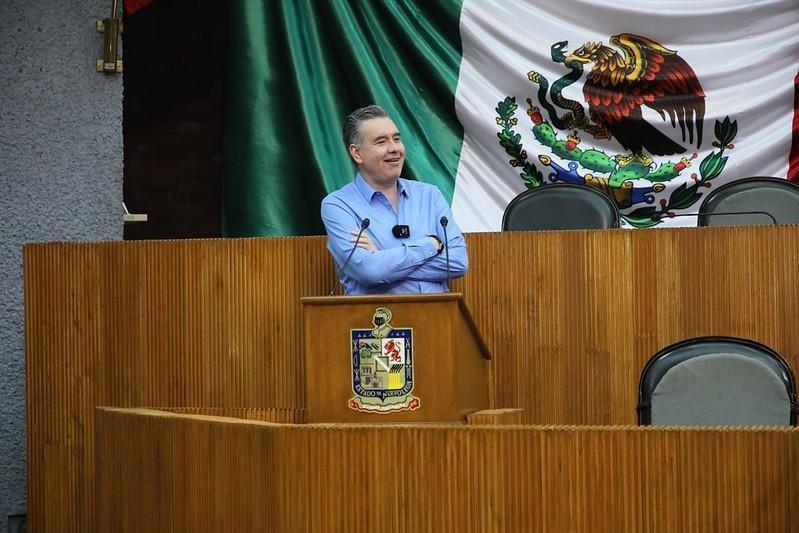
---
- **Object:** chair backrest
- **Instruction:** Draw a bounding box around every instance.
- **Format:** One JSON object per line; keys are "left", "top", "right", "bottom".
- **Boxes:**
{"left": 698, "top": 177, "right": 799, "bottom": 227}
{"left": 502, "top": 184, "right": 620, "bottom": 231}
{"left": 638, "top": 336, "right": 798, "bottom": 426}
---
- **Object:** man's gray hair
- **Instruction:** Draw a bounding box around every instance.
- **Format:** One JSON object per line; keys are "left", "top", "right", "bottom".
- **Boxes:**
{"left": 342, "top": 105, "right": 389, "bottom": 149}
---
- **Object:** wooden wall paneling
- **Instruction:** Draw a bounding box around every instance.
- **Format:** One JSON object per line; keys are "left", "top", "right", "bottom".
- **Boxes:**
{"left": 467, "top": 227, "right": 799, "bottom": 424}
{"left": 467, "top": 230, "right": 634, "bottom": 424}
{"left": 629, "top": 226, "right": 795, "bottom": 356}
{"left": 95, "top": 409, "right": 799, "bottom": 532}
{"left": 772, "top": 227, "right": 799, "bottom": 363}
{"left": 25, "top": 226, "right": 799, "bottom": 531}
{"left": 24, "top": 237, "right": 332, "bottom": 532}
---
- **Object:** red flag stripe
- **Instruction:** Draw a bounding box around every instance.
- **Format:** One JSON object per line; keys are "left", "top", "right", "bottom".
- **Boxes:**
{"left": 789, "top": 67, "right": 799, "bottom": 182}
{"left": 124, "top": 0, "right": 155, "bottom": 15}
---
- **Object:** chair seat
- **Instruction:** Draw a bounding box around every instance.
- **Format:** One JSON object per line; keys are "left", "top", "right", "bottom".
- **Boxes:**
{"left": 638, "top": 336, "right": 798, "bottom": 426}
{"left": 651, "top": 353, "right": 790, "bottom": 426}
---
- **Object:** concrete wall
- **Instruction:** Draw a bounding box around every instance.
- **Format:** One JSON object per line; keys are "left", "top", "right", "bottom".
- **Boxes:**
{"left": 0, "top": 0, "right": 123, "bottom": 528}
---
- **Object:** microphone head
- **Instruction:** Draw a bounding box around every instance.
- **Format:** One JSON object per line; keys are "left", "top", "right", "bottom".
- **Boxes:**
{"left": 440, "top": 216, "right": 448, "bottom": 227}
{"left": 361, "top": 218, "right": 370, "bottom": 229}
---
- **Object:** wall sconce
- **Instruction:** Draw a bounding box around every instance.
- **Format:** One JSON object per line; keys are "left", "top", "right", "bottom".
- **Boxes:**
{"left": 97, "top": 0, "right": 123, "bottom": 73}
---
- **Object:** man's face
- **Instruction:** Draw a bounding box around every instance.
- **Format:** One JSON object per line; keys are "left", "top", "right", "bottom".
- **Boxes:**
{"left": 349, "top": 117, "right": 405, "bottom": 186}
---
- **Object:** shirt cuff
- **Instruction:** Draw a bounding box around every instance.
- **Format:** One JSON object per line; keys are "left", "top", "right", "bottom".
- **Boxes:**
{"left": 416, "top": 237, "right": 439, "bottom": 258}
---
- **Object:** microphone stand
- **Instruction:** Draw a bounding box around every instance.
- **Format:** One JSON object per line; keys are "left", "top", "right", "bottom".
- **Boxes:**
{"left": 654, "top": 211, "right": 777, "bottom": 225}
{"left": 440, "top": 216, "right": 450, "bottom": 292}
{"left": 328, "top": 218, "right": 370, "bottom": 296}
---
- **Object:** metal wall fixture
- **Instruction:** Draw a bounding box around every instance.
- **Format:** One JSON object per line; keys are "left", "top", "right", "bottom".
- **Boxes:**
{"left": 96, "top": 0, "right": 123, "bottom": 73}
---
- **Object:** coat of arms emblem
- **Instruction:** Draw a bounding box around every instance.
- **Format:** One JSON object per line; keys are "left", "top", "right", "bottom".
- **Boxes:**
{"left": 349, "top": 307, "right": 420, "bottom": 413}
{"left": 495, "top": 33, "right": 738, "bottom": 227}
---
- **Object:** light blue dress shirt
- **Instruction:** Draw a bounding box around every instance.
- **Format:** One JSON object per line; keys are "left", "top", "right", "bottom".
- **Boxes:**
{"left": 321, "top": 173, "right": 468, "bottom": 295}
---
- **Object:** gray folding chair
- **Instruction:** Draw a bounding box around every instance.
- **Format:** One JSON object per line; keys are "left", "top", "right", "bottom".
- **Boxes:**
{"left": 502, "top": 184, "right": 620, "bottom": 231}
{"left": 638, "top": 336, "right": 798, "bottom": 426}
{"left": 698, "top": 177, "right": 799, "bottom": 227}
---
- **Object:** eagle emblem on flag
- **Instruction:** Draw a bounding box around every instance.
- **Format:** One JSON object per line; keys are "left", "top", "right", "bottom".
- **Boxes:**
{"left": 496, "top": 33, "right": 738, "bottom": 227}
{"left": 349, "top": 307, "right": 420, "bottom": 413}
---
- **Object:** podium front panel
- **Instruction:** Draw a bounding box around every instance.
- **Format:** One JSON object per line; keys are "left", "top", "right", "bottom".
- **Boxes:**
{"left": 303, "top": 295, "right": 487, "bottom": 422}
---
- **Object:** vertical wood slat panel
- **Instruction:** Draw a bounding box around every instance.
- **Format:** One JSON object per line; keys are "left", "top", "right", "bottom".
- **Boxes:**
{"left": 25, "top": 225, "right": 799, "bottom": 531}
{"left": 25, "top": 237, "right": 332, "bottom": 532}
{"left": 95, "top": 409, "right": 798, "bottom": 532}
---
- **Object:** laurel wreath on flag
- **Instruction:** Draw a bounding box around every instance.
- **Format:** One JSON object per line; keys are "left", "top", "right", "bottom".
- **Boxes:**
{"left": 496, "top": 97, "right": 545, "bottom": 188}
{"left": 626, "top": 118, "right": 737, "bottom": 227}
{"left": 495, "top": 96, "right": 738, "bottom": 227}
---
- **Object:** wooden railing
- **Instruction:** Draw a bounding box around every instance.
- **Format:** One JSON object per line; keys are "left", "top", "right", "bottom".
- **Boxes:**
{"left": 95, "top": 408, "right": 799, "bottom": 532}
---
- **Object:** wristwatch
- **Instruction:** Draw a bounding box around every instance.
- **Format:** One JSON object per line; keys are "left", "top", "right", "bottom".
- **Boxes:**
{"left": 428, "top": 234, "right": 444, "bottom": 255}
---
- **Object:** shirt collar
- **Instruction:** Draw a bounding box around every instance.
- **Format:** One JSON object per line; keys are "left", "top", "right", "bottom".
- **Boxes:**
{"left": 354, "top": 172, "right": 410, "bottom": 202}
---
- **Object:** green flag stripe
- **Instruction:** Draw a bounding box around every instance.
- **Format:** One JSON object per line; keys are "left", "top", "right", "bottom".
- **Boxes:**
{"left": 223, "top": 0, "right": 465, "bottom": 237}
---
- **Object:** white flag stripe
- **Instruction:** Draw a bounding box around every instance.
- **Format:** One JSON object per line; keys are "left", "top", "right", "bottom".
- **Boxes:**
{"left": 452, "top": 0, "right": 799, "bottom": 231}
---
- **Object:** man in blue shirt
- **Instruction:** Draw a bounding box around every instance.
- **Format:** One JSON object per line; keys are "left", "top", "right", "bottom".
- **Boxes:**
{"left": 321, "top": 105, "right": 468, "bottom": 295}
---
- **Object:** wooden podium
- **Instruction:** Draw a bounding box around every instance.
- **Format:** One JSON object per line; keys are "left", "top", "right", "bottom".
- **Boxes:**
{"left": 301, "top": 293, "right": 491, "bottom": 423}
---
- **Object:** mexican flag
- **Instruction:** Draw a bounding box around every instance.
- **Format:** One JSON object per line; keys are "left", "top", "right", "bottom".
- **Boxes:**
{"left": 222, "top": 0, "right": 799, "bottom": 236}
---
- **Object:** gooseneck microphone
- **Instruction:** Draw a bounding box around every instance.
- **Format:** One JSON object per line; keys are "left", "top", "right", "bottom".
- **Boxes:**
{"left": 659, "top": 211, "right": 777, "bottom": 225}
{"left": 440, "top": 216, "right": 451, "bottom": 292}
{"left": 328, "top": 218, "right": 370, "bottom": 296}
